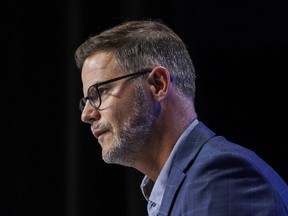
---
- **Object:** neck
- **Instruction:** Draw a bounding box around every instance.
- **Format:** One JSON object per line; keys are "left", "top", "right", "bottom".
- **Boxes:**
{"left": 134, "top": 97, "right": 197, "bottom": 181}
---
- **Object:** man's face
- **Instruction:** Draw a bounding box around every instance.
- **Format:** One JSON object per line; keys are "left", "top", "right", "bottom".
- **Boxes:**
{"left": 81, "top": 52, "right": 156, "bottom": 166}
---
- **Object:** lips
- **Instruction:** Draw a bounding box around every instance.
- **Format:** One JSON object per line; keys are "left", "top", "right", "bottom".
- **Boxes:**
{"left": 91, "top": 128, "right": 108, "bottom": 139}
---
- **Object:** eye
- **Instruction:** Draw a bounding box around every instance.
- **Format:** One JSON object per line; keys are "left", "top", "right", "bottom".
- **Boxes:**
{"left": 98, "top": 87, "right": 109, "bottom": 96}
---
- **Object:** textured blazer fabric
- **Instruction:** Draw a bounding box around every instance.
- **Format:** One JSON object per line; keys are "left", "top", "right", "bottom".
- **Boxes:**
{"left": 158, "top": 122, "right": 288, "bottom": 216}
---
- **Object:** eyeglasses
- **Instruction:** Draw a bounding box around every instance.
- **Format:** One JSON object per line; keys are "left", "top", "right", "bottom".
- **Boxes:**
{"left": 79, "top": 68, "right": 152, "bottom": 112}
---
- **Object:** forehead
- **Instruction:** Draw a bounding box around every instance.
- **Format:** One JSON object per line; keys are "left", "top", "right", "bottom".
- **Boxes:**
{"left": 81, "top": 52, "right": 119, "bottom": 88}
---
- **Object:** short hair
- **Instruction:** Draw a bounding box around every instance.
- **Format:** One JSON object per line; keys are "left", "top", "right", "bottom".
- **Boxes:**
{"left": 75, "top": 19, "right": 196, "bottom": 99}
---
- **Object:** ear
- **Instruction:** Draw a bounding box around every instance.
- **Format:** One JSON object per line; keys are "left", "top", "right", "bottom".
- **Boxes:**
{"left": 147, "top": 66, "right": 172, "bottom": 101}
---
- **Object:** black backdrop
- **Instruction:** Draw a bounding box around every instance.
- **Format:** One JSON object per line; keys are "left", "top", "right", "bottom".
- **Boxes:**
{"left": 1, "top": 0, "right": 287, "bottom": 215}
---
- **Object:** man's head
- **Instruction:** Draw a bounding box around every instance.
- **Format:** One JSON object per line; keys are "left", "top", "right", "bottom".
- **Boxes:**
{"left": 75, "top": 20, "right": 197, "bottom": 172}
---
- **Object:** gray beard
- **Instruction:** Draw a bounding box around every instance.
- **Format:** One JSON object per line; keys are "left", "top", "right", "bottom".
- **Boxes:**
{"left": 102, "top": 82, "right": 156, "bottom": 167}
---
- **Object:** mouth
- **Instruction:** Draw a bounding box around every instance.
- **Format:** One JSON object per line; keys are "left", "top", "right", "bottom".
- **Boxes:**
{"left": 91, "top": 128, "right": 109, "bottom": 140}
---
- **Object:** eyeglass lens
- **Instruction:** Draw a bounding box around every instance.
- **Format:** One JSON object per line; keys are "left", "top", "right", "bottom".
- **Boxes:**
{"left": 88, "top": 86, "right": 100, "bottom": 109}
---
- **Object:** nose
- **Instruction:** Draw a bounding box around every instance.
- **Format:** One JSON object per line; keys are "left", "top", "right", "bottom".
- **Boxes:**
{"left": 81, "top": 103, "right": 100, "bottom": 124}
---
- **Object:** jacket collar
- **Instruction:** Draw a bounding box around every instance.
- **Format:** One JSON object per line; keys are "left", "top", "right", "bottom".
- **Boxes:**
{"left": 158, "top": 122, "right": 215, "bottom": 215}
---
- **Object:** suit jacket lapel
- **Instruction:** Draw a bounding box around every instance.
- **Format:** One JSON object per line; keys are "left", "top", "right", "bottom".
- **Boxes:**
{"left": 158, "top": 122, "right": 215, "bottom": 215}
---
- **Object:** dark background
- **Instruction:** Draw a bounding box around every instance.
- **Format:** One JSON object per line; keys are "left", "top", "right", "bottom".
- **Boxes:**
{"left": 1, "top": 0, "right": 287, "bottom": 215}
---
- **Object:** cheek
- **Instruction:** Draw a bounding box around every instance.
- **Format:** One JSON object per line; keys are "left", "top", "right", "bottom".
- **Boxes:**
{"left": 107, "top": 106, "right": 128, "bottom": 134}
{"left": 105, "top": 84, "right": 138, "bottom": 133}
{"left": 111, "top": 98, "right": 135, "bottom": 130}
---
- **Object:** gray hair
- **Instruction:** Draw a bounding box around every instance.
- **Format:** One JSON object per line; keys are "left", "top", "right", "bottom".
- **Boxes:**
{"left": 75, "top": 19, "right": 196, "bottom": 99}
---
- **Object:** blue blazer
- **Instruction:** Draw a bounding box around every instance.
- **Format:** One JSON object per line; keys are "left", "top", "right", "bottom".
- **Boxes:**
{"left": 158, "top": 122, "right": 288, "bottom": 215}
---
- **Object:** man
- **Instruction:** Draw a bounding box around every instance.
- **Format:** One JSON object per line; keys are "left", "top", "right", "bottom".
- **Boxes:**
{"left": 75, "top": 19, "right": 288, "bottom": 215}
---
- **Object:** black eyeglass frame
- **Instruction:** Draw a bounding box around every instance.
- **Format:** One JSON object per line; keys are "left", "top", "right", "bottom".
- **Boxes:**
{"left": 79, "top": 68, "right": 152, "bottom": 111}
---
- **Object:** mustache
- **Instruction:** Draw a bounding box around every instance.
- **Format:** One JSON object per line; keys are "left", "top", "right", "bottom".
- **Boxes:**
{"left": 91, "top": 122, "right": 112, "bottom": 132}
